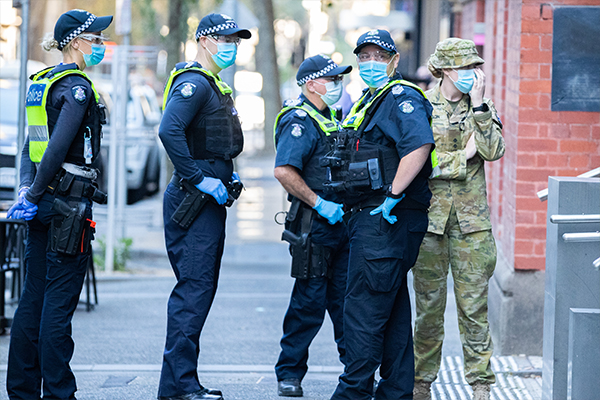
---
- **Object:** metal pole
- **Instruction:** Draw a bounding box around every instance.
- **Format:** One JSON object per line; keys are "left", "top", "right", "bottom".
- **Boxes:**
{"left": 15, "top": 0, "right": 30, "bottom": 200}
{"left": 105, "top": 47, "right": 122, "bottom": 274}
{"left": 116, "top": 40, "right": 128, "bottom": 239}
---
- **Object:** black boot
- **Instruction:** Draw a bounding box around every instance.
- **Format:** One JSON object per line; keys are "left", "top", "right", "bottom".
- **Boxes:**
{"left": 277, "top": 378, "right": 303, "bottom": 397}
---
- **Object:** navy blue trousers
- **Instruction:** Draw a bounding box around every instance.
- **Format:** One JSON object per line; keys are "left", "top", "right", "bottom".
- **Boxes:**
{"left": 331, "top": 207, "right": 428, "bottom": 400}
{"left": 7, "top": 192, "right": 92, "bottom": 400}
{"left": 158, "top": 183, "right": 226, "bottom": 398}
{"left": 275, "top": 217, "right": 349, "bottom": 382}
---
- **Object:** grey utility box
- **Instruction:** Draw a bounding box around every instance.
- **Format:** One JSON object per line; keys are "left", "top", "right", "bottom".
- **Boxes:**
{"left": 542, "top": 176, "right": 600, "bottom": 400}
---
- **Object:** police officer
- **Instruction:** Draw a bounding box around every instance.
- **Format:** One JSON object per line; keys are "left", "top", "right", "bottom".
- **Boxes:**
{"left": 6, "top": 9, "right": 111, "bottom": 400}
{"left": 157, "top": 13, "right": 251, "bottom": 400}
{"left": 327, "top": 29, "right": 436, "bottom": 400}
{"left": 412, "top": 38, "right": 505, "bottom": 400}
{"left": 274, "top": 55, "right": 351, "bottom": 397}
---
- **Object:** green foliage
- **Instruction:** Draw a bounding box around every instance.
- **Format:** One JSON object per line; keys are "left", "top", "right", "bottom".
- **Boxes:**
{"left": 93, "top": 236, "right": 133, "bottom": 272}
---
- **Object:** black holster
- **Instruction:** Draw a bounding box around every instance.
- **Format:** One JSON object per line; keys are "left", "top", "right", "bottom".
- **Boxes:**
{"left": 282, "top": 197, "right": 333, "bottom": 279}
{"left": 50, "top": 198, "right": 90, "bottom": 255}
{"left": 171, "top": 179, "right": 210, "bottom": 229}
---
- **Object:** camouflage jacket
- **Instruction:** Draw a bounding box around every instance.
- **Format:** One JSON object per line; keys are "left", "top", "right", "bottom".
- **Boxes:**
{"left": 425, "top": 84, "right": 505, "bottom": 235}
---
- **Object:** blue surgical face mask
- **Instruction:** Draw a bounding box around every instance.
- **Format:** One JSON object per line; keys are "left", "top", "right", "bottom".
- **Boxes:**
{"left": 208, "top": 38, "right": 237, "bottom": 69}
{"left": 79, "top": 44, "right": 105, "bottom": 67}
{"left": 359, "top": 60, "right": 391, "bottom": 88}
{"left": 315, "top": 80, "right": 343, "bottom": 106}
{"left": 451, "top": 69, "right": 475, "bottom": 93}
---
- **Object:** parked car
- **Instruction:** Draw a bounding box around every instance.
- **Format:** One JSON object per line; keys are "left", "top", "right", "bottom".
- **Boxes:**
{"left": 95, "top": 81, "right": 162, "bottom": 203}
{"left": 0, "top": 79, "right": 20, "bottom": 202}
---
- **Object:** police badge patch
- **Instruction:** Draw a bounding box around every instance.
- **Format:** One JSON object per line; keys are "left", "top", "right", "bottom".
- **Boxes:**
{"left": 295, "top": 109, "right": 307, "bottom": 117}
{"left": 71, "top": 86, "right": 87, "bottom": 103}
{"left": 291, "top": 124, "right": 303, "bottom": 138}
{"left": 180, "top": 83, "right": 197, "bottom": 98}
{"left": 399, "top": 101, "right": 414, "bottom": 114}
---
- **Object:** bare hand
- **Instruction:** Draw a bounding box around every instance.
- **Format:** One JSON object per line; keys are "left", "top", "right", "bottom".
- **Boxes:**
{"left": 471, "top": 68, "right": 486, "bottom": 107}
{"left": 465, "top": 134, "right": 477, "bottom": 160}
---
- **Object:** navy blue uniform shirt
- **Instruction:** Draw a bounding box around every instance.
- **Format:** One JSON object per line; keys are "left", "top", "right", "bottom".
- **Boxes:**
{"left": 274, "top": 94, "right": 340, "bottom": 203}
{"left": 21, "top": 63, "right": 92, "bottom": 204}
{"left": 358, "top": 75, "right": 435, "bottom": 205}
{"left": 159, "top": 61, "right": 233, "bottom": 185}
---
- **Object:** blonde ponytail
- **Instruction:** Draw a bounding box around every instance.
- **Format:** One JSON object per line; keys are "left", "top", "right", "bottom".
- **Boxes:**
{"left": 41, "top": 33, "right": 59, "bottom": 52}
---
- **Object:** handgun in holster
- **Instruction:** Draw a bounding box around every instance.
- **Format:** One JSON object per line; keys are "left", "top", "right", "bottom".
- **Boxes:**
{"left": 281, "top": 197, "right": 309, "bottom": 247}
{"left": 171, "top": 179, "right": 210, "bottom": 230}
{"left": 281, "top": 197, "right": 333, "bottom": 279}
{"left": 51, "top": 198, "right": 88, "bottom": 256}
{"left": 171, "top": 177, "right": 245, "bottom": 229}
{"left": 225, "top": 179, "right": 244, "bottom": 207}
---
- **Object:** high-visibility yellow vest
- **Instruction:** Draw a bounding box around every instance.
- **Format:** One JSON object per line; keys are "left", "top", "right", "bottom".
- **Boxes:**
{"left": 162, "top": 65, "right": 232, "bottom": 110}
{"left": 343, "top": 79, "right": 440, "bottom": 178}
{"left": 26, "top": 67, "right": 99, "bottom": 163}
{"left": 273, "top": 101, "right": 340, "bottom": 145}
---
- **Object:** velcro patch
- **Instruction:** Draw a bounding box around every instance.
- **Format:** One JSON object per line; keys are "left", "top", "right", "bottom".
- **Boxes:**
{"left": 71, "top": 85, "right": 87, "bottom": 103}
{"left": 284, "top": 98, "right": 302, "bottom": 107}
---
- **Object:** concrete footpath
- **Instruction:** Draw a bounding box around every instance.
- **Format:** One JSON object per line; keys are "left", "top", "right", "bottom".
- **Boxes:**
{"left": 0, "top": 154, "right": 541, "bottom": 400}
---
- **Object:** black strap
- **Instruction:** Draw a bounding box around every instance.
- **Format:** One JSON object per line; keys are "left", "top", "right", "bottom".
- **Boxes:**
{"left": 300, "top": 205, "right": 313, "bottom": 236}
{"left": 355, "top": 86, "right": 395, "bottom": 138}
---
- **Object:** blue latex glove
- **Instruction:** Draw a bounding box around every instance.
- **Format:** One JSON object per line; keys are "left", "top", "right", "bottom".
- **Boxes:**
{"left": 7, "top": 203, "right": 24, "bottom": 219}
{"left": 17, "top": 186, "right": 29, "bottom": 203}
{"left": 7, "top": 188, "right": 38, "bottom": 220}
{"left": 313, "top": 196, "right": 344, "bottom": 225}
{"left": 196, "top": 177, "right": 228, "bottom": 205}
{"left": 370, "top": 194, "right": 405, "bottom": 224}
{"left": 231, "top": 172, "right": 240, "bottom": 182}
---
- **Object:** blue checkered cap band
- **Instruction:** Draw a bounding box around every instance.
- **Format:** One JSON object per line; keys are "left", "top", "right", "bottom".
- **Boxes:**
{"left": 297, "top": 62, "right": 338, "bottom": 86}
{"left": 58, "top": 13, "right": 96, "bottom": 50}
{"left": 195, "top": 22, "right": 239, "bottom": 40}
{"left": 363, "top": 39, "right": 396, "bottom": 53}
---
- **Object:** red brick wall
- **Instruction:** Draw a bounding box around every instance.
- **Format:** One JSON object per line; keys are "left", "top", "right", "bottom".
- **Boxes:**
{"left": 457, "top": 0, "right": 600, "bottom": 271}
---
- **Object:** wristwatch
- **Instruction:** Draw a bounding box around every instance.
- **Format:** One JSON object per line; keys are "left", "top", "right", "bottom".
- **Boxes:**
{"left": 386, "top": 186, "right": 404, "bottom": 199}
{"left": 473, "top": 103, "right": 489, "bottom": 113}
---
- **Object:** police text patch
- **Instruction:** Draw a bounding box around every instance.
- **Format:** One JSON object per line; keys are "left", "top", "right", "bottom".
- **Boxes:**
{"left": 291, "top": 123, "right": 303, "bottom": 138}
{"left": 72, "top": 86, "right": 87, "bottom": 103}
{"left": 180, "top": 83, "right": 197, "bottom": 98}
{"left": 399, "top": 101, "right": 414, "bottom": 113}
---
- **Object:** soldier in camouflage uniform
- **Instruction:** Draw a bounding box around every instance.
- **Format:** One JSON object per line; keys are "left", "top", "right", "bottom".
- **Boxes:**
{"left": 412, "top": 38, "right": 505, "bottom": 400}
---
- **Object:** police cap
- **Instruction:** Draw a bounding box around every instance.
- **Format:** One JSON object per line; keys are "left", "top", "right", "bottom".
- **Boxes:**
{"left": 54, "top": 9, "right": 113, "bottom": 51}
{"left": 296, "top": 54, "right": 352, "bottom": 86}
{"left": 195, "top": 13, "right": 252, "bottom": 41}
{"left": 353, "top": 29, "right": 397, "bottom": 54}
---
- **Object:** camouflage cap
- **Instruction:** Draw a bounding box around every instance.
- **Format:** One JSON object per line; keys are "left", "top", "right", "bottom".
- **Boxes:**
{"left": 427, "top": 38, "right": 484, "bottom": 70}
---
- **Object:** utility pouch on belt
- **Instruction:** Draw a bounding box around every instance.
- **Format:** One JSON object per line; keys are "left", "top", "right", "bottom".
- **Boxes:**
{"left": 51, "top": 198, "right": 87, "bottom": 255}
{"left": 171, "top": 179, "right": 209, "bottom": 230}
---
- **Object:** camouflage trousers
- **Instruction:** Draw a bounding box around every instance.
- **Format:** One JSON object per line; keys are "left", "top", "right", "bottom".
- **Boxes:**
{"left": 413, "top": 205, "right": 496, "bottom": 385}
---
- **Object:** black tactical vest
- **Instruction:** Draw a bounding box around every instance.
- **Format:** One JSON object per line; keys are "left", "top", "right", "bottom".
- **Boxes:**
{"left": 166, "top": 66, "right": 243, "bottom": 161}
